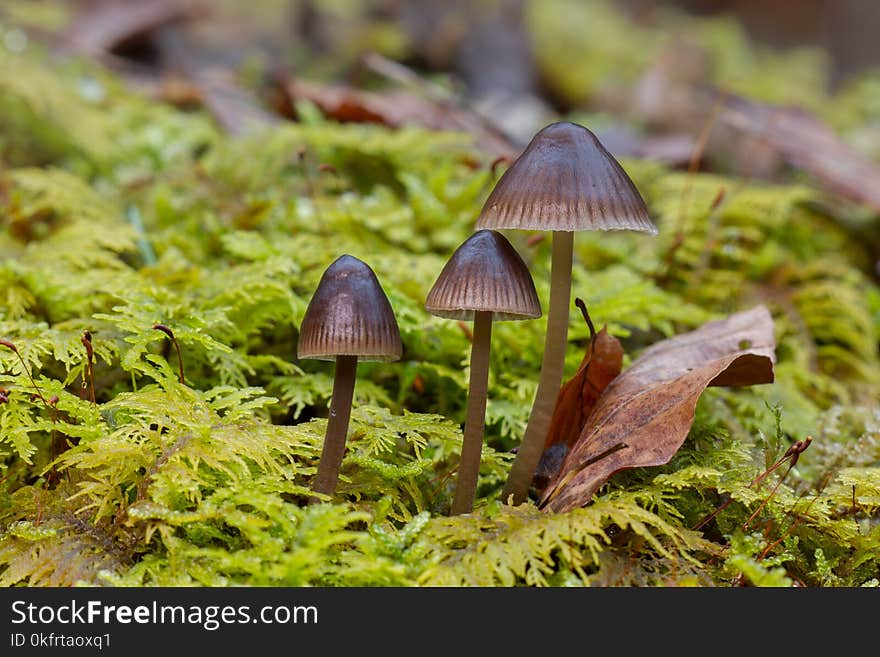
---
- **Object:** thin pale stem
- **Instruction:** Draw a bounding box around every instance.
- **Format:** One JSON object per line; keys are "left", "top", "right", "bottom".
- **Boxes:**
{"left": 502, "top": 230, "right": 573, "bottom": 505}
{"left": 451, "top": 311, "right": 493, "bottom": 515}
{"left": 311, "top": 355, "right": 358, "bottom": 499}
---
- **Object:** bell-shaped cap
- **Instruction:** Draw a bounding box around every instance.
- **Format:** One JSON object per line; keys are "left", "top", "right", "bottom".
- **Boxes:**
{"left": 425, "top": 230, "right": 542, "bottom": 321}
{"left": 476, "top": 121, "right": 658, "bottom": 234}
{"left": 298, "top": 255, "right": 402, "bottom": 361}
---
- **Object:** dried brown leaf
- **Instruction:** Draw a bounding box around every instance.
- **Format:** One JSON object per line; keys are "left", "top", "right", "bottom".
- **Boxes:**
{"left": 720, "top": 94, "right": 880, "bottom": 212}
{"left": 544, "top": 326, "right": 623, "bottom": 451}
{"left": 67, "top": 0, "right": 204, "bottom": 57}
{"left": 288, "top": 79, "right": 441, "bottom": 127}
{"left": 532, "top": 318, "right": 622, "bottom": 498}
{"left": 540, "top": 305, "right": 776, "bottom": 513}
{"left": 598, "top": 128, "right": 698, "bottom": 167}
{"left": 198, "top": 72, "right": 280, "bottom": 135}
{"left": 285, "top": 72, "right": 518, "bottom": 159}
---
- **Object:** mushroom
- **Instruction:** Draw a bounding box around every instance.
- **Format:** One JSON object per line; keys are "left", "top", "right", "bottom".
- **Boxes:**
{"left": 426, "top": 230, "right": 541, "bottom": 514}
{"left": 476, "top": 121, "right": 658, "bottom": 505}
{"left": 298, "top": 254, "right": 402, "bottom": 499}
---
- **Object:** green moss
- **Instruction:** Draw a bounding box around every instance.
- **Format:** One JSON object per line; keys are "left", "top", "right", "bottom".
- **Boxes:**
{"left": 1, "top": 34, "right": 878, "bottom": 587}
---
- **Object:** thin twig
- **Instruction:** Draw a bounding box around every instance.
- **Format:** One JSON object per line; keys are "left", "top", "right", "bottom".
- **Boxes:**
{"left": 693, "top": 437, "right": 812, "bottom": 531}
{"left": 0, "top": 339, "right": 54, "bottom": 415}
{"left": 152, "top": 324, "right": 185, "bottom": 384}
{"left": 81, "top": 330, "right": 97, "bottom": 405}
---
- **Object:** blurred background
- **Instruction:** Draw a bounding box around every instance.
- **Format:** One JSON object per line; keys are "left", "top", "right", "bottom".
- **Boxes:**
{"left": 633, "top": 0, "right": 880, "bottom": 81}
{"left": 2, "top": 0, "right": 880, "bottom": 218}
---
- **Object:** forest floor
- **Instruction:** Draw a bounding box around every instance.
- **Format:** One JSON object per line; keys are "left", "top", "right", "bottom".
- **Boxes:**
{"left": 0, "top": 0, "right": 878, "bottom": 587}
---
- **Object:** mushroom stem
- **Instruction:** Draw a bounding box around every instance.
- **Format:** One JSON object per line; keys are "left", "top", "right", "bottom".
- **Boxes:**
{"left": 502, "top": 230, "right": 573, "bottom": 504}
{"left": 451, "top": 310, "right": 493, "bottom": 515}
{"left": 311, "top": 355, "right": 358, "bottom": 499}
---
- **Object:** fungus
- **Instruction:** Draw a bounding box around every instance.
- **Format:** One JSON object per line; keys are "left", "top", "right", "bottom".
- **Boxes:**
{"left": 476, "top": 121, "right": 657, "bottom": 505}
{"left": 426, "top": 230, "right": 541, "bottom": 514}
{"left": 298, "top": 254, "right": 402, "bottom": 499}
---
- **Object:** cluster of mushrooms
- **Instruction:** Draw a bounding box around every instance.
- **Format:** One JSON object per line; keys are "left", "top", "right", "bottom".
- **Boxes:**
{"left": 297, "top": 121, "right": 657, "bottom": 514}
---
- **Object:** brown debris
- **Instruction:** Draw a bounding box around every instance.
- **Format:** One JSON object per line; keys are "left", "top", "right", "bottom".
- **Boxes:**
{"left": 541, "top": 305, "right": 776, "bottom": 513}
{"left": 719, "top": 93, "right": 880, "bottom": 212}
{"left": 66, "top": 0, "right": 205, "bottom": 57}
{"left": 544, "top": 303, "right": 623, "bottom": 451}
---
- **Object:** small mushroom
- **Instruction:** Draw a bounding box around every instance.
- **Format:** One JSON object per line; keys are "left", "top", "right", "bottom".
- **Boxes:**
{"left": 426, "top": 230, "right": 541, "bottom": 514}
{"left": 298, "top": 254, "right": 402, "bottom": 499}
{"left": 476, "top": 121, "right": 658, "bottom": 505}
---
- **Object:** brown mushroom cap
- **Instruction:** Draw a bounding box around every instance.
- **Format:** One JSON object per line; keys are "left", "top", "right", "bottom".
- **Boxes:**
{"left": 425, "top": 230, "right": 542, "bottom": 321}
{"left": 476, "top": 121, "right": 658, "bottom": 234}
{"left": 298, "top": 254, "right": 403, "bottom": 361}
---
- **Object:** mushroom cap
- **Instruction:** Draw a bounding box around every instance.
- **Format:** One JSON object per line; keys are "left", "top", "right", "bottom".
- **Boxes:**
{"left": 298, "top": 254, "right": 403, "bottom": 361}
{"left": 425, "top": 230, "right": 542, "bottom": 321}
{"left": 476, "top": 121, "right": 658, "bottom": 234}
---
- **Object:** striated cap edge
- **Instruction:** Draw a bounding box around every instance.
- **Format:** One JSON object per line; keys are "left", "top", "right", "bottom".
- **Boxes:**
{"left": 426, "top": 230, "right": 542, "bottom": 322}
{"left": 476, "top": 121, "right": 658, "bottom": 235}
{"left": 298, "top": 254, "right": 403, "bottom": 361}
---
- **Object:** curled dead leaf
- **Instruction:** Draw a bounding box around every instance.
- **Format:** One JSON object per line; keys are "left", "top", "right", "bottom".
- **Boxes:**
{"left": 544, "top": 300, "right": 623, "bottom": 451}
{"left": 540, "top": 305, "right": 776, "bottom": 513}
{"left": 534, "top": 300, "right": 622, "bottom": 496}
{"left": 67, "top": 0, "right": 205, "bottom": 57}
{"left": 720, "top": 93, "right": 880, "bottom": 212}
{"left": 283, "top": 68, "right": 518, "bottom": 160}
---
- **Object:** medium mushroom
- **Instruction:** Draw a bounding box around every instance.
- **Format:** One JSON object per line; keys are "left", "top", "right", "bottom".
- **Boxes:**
{"left": 298, "top": 254, "right": 402, "bottom": 499}
{"left": 426, "top": 229, "right": 541, "bottom": 514}
{"left": 476, "top": 121, "right": 658, "bottom": 505}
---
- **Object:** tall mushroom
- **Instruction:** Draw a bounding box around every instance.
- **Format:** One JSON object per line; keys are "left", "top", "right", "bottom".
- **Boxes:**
{"left": 476, "top": 121, "right": 658, "bottom": 505}
{"left": 426, "top": 230, "right": 541, "bottom": 514}
{"left": 298, "top": 254, "right": 402, "bottom": 499}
